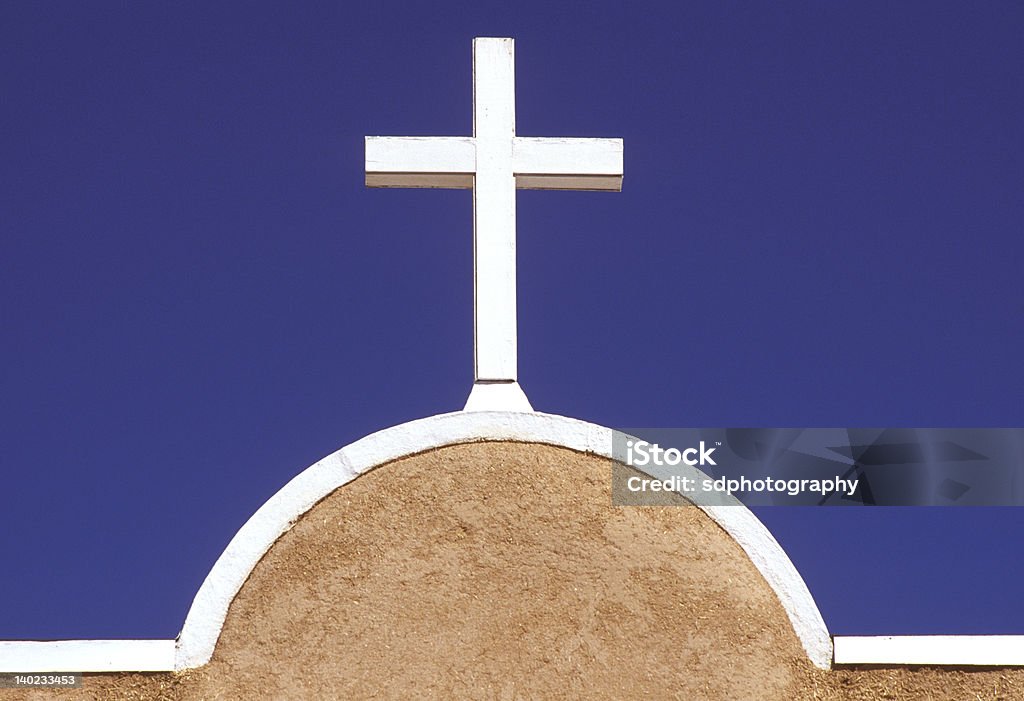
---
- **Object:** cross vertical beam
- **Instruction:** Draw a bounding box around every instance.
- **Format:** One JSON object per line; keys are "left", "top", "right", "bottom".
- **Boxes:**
{"left": 473, "top": 37, "right": 518, "bottom": 383}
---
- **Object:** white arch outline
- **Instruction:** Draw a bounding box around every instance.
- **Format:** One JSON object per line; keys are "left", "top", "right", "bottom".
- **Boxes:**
{"left": 175, "top": 411, "right": 832, "bottom": 670}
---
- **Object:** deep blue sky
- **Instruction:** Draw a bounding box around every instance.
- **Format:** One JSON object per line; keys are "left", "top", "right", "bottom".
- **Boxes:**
{"left": 2, "top": 3, "right": 1022, "bottom": 640}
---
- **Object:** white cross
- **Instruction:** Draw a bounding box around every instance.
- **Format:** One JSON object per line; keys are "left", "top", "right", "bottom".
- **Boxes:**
{"left": 365, "top": 37, "right": 623, "bottom": 412}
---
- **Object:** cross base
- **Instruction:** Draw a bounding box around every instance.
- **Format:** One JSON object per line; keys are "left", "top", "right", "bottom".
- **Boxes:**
{"left": 463, "top": 381, "right": 534, "bottom": 413}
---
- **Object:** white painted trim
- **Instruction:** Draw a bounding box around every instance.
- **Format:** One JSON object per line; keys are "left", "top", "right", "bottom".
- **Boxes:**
{"left": 175, "top": 446, "right": 357, "bottom": 670}
{"left": 463, "top": 381, "right": 533, "bottom": 412}
{"left": 175, "top": 411, "right": 832, "bottom": 670}
{"left": 7, "top": 414, "right": 1024, "bottom": 673}
{"left": 833, "top": 635, "right": 1024, "bottom": 666}
{"left": 0, "top": 640, "right": 175, "bottom": 673}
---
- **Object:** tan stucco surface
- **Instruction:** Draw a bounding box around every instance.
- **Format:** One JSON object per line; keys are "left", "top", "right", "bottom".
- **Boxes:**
{"left": 5, "top": 442, "right": 1022, "bottom": 699}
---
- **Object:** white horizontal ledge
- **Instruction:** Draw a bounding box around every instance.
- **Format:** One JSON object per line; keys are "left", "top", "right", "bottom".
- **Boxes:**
{"left": 833, "top": 635, "right": 1024, "bottom": 666}
{"left": 0, "top": 639, "right": 175, "bottom": 672}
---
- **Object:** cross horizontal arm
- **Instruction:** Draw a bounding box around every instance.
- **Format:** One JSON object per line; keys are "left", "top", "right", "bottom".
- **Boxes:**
{"left": 365, "top": 136, "right": 476, "bottom": 189}
{"left": 513, "top": 137, "right": 623, "bottom": 191}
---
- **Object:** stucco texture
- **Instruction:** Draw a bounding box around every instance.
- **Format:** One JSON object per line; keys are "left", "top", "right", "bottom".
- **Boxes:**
{"left": 5, "top": 441, "right": 1023, "bottom": 699}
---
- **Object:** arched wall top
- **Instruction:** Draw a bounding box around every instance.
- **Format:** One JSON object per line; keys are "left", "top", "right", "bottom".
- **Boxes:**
{"left": 175, "top": 411, "right": 832, "bottom": 670}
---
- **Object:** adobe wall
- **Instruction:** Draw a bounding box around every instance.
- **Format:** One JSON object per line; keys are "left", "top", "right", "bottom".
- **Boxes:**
{"left": 5, "top": 442, "right": 1022, "bottom": 699}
